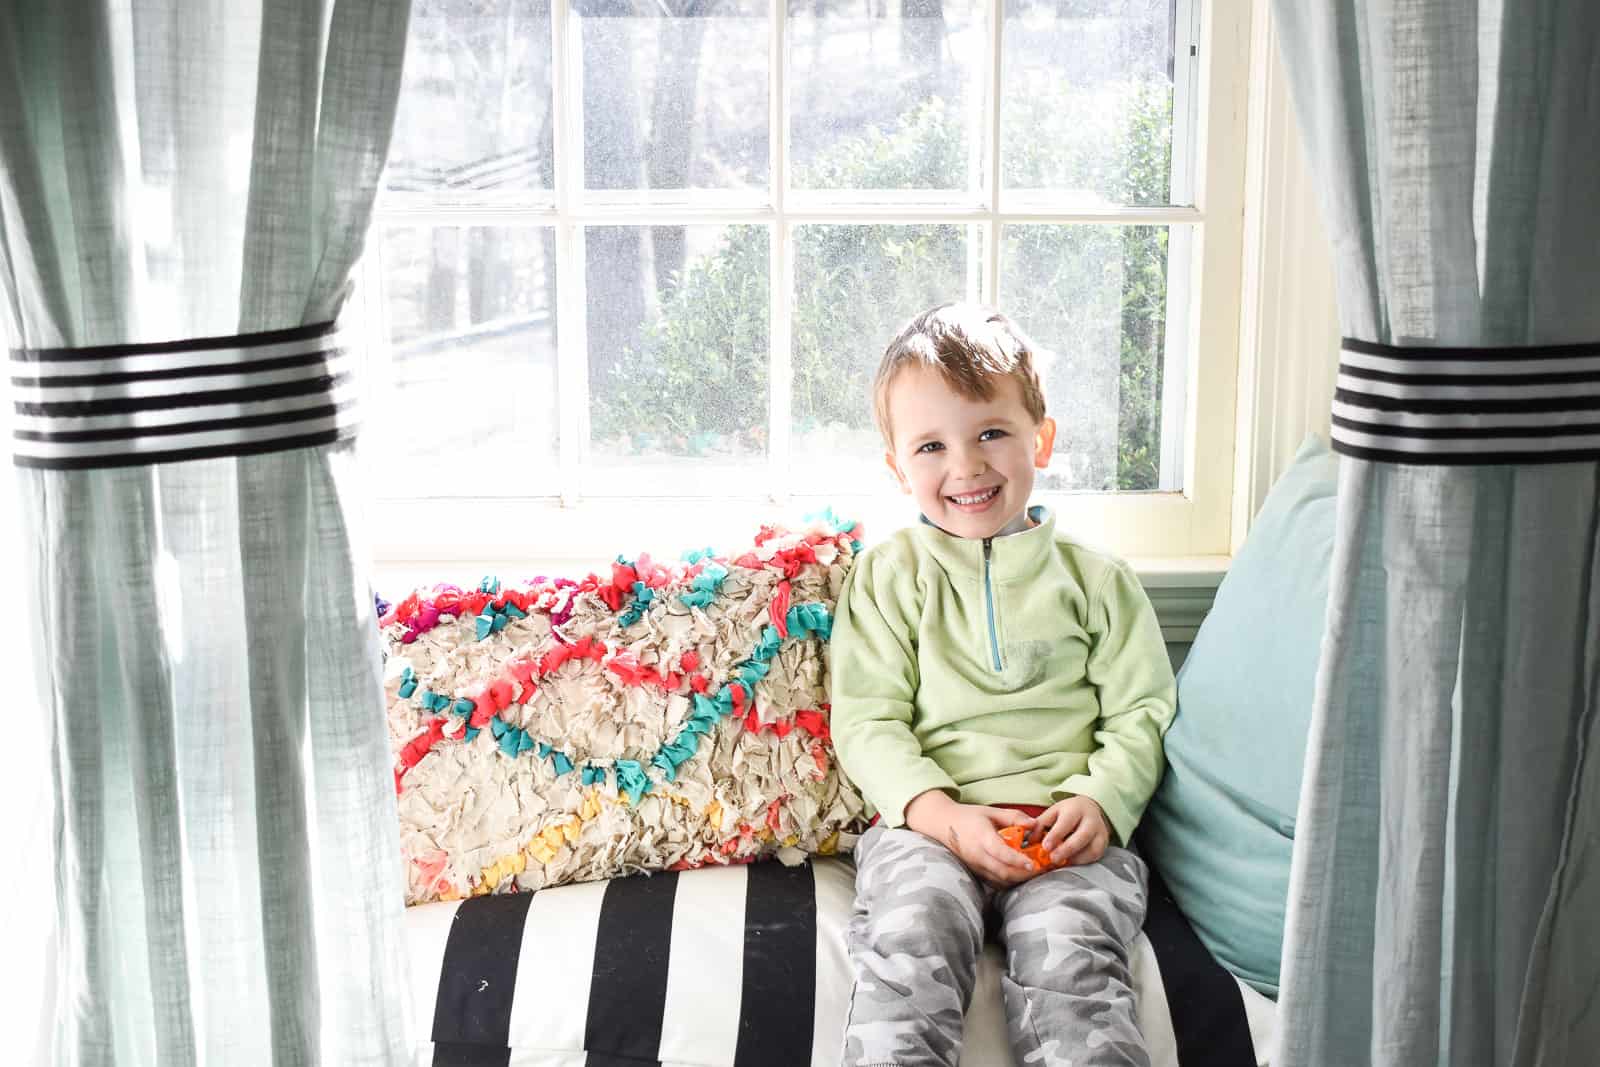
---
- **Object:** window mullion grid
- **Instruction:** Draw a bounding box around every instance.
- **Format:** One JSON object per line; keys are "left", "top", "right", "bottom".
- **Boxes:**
{"left": 1158, "top": 0, "right": 1203, "bottom": 492}
{"left": 983, "top": 0, "right": 1004, "bottom": 306}
{"left": 552, "top": 0, "right": 586, "bottom": 508}
{"left": 368, "top": 203, "right": 1199, "bottom": 226}
{"left": 571, "top": 205, "right": 1197, "bottom": 224}
{"left": 766, "top": 0, "right": 792, "bottom": 506}
{"left": 1170, "top": 0, "right": 1201, "bottom": 207}
{"left": 372, "top": 1, "right": 1205, "bottom": 513}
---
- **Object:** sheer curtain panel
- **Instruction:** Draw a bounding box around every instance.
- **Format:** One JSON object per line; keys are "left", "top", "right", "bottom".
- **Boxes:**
{"left": 1268, "top": 2, "right": 1599, "bottom": 1065}
{"left": 0, "top": 1, "right": 414, "bottom": 1063}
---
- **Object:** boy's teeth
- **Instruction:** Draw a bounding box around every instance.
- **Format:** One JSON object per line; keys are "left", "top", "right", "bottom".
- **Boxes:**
{"left": 951, "top": 488, "right": 998, "bottom": 505}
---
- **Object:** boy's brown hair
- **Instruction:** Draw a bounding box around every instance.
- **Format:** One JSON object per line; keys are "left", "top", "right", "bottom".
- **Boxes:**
{"left": 872, "top": 302, "right": 1048, "bottom": 446}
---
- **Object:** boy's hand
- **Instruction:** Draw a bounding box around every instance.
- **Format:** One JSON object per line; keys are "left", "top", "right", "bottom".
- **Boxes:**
{"left": 904, "top": 790, "right": 1038, "bottom": 887}
{"left": 1027, "top": 795, "right": 1111, "bottom": 867}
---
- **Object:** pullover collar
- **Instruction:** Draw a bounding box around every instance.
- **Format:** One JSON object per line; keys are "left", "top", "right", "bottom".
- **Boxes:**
{"left": 913, "top": 505, "right": 1054, "bottom": 583}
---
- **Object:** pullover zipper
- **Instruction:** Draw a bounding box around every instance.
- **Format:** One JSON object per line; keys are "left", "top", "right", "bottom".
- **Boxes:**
{"left": 982, "top": 538, "right": 1002, "bottom": 670}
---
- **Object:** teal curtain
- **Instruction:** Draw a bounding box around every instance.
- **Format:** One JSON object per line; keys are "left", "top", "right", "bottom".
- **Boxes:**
{"left": 1, "top": 1, "right": 414, "bottom": 1063}
{"left": 1269, "top": 2, "right": 1599, "bottom": 1065}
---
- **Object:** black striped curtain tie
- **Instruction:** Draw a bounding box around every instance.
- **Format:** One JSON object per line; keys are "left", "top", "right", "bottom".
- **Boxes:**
{"left": 9, "top": 320, "right": 357, "bottom": 470}
{"left": 1331, "top": 337, "right": 1600, "bottom": 465}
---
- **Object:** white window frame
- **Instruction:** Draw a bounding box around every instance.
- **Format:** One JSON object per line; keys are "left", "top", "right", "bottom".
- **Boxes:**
{"left": 361, "top": 0, "right": 1252, "bottom": 573}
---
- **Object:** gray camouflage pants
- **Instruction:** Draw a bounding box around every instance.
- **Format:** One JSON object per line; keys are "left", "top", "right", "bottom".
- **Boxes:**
{"left": 841, "top": 824, "right": 1150, "bottom": 1067}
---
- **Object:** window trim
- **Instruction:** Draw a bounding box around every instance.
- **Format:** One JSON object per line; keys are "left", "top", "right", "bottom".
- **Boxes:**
{"left": 1231, "top": 0, "right": 1340, "bottom": 553}
{"left": 359, "top": 0, "right": 1254, "bottom": 564}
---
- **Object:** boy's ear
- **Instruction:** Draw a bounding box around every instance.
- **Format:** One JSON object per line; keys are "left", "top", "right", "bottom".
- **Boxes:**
{"left": 1033, "top": 418, "right": 1057, "bottom": 468}
{"left": 884, "top": 450, "right": 912, "bottom": 494}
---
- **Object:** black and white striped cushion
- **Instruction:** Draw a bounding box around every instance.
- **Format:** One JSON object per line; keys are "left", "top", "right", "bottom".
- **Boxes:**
{"left": 404, "top": 859, "right": 1274, "bottom": 1067}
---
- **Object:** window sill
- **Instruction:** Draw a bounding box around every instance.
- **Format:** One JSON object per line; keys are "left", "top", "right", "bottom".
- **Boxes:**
{"left": 1131, "top": 556, "right": 1228, "bottom": 643}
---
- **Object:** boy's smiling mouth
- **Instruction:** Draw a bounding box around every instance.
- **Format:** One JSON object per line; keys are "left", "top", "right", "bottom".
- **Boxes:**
{"left": 947, "top": 486, "right": 1001, "bottom": 508}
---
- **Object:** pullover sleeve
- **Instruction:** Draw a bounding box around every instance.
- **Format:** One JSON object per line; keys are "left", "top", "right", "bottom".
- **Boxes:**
{"left": 1054, "top": 559, "right": 1177, "bottom": 845}
{"left": 828, "top": 549, "right": 958, "bottom": 827}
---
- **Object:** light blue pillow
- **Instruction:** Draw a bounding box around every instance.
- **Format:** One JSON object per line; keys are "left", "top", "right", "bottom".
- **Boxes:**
{"left": 1140, "top": 434, "right": 1338, "bottom": 998}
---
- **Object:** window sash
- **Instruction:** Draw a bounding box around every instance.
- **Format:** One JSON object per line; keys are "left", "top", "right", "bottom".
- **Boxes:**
{"left": 360, "top": 0, "right": 1249, "bottom": 561}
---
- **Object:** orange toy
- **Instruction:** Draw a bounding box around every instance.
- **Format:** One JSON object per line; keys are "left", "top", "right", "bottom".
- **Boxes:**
{"left": 999, "top": 825, "right": 1066, "bottom": 871}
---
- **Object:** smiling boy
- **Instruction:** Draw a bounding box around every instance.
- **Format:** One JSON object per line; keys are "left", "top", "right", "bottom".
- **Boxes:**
{"left": 831, "top": 303, "right": 1176, "bottom": 1066}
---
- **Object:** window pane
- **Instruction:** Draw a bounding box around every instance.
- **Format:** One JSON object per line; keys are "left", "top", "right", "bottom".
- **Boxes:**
{"left": 576, "top": 0, "right": 769, "bottom": 193}
{"left": 1001, "top": 0, "right": 1175, "bottom": 206}
{"left": 585, "top": 224, "right": 770, "bottom": 495}
{"left": 789, "top": 0, "right": 987, "bottom": 192}
{"left": 790, "top": 224, "right": 980, "bottom": 493}
{"left": 387, "top": 1, "right": 554, "bottom": 196}
{"left": 372, "top": 226, "right": 559, "bottom": 497}
{"left": 1000, "top": 223, "right": 1181, "bottom": 492}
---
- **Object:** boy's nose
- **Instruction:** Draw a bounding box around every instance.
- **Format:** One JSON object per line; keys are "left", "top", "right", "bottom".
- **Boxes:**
{"left": 953, "top": 446, "right": 988, "bottom": 478}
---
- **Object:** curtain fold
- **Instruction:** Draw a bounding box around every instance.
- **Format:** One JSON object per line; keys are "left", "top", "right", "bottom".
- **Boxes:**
{"left": 0, "top": 2, "right": 414, "bottom": 1063}
{"left": 1269, "top": 2, "right": 1599, "bottom": 1065}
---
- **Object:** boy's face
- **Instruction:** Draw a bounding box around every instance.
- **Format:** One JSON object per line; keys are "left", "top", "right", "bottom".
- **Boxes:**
{"left": 883, "top": 364, "right": 1056, "bottom": 540}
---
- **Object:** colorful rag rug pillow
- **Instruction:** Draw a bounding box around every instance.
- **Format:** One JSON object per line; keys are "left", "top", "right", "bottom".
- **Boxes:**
{"left": 380, "top": 514, "right": 868, "bottom": 905}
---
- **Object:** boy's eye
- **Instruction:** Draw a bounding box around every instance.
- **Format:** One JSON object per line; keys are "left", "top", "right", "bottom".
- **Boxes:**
{"left": 979, "top": 428, "right": 1008, "bottom": 442}
{"left": 916, "top": 441, "right": 944, "bottom": 454}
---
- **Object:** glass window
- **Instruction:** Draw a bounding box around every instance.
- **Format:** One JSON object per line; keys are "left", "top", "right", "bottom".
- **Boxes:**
{"left": 366, "top": 0, "right": 1218, "bottom": 550}
{"left": 368, "top": 225, "right": 560, "bottom": 498}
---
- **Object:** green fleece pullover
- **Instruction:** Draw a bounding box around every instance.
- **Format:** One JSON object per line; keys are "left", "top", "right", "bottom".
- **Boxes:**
{"left": 829, "top": 507, "right": 1177, "bottom": 845}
